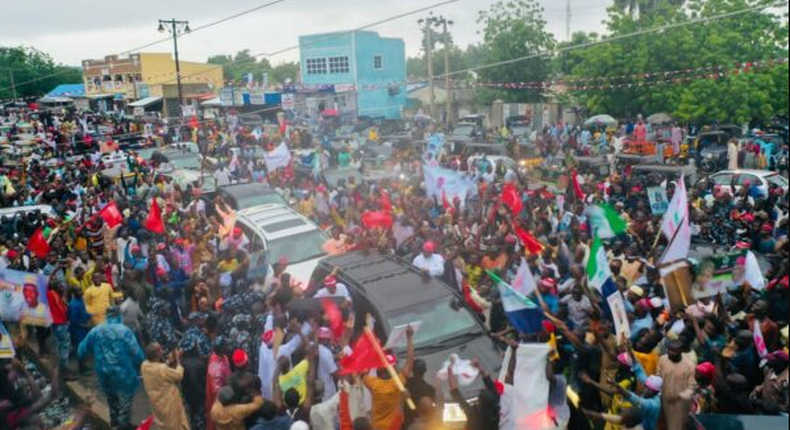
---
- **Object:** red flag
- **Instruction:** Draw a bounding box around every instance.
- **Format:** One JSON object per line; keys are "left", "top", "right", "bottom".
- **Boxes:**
{"left": 379, "top": 191, "right": 393, "bottom": 213}
{"left": 500, "top": 182, "right": 523, "bottom": 216}
{"left": 98, "top": 202, "right": 124, "bottom": 228}
{"left": 360, "top": 210, "right": 393, "bottom": 230}
{"left": 145, "top": 198, "right": 165, "bottom": 234}
{"left": 514, "top": 225, "right": 544, "bottom": 255}
{"left": 339, "top": 333, "right": 387, "bottom": 375}
{"left": 321, "top": 298, "right": 345, "bottom": 340}
{"left": 571, "top": 169, "right": 585, "bottom": 200}
{"left": 26, "top": 228, "right": 50, "bottom": 259}
{"left": 441, "top": 189, "right": 450, "bottom": 210}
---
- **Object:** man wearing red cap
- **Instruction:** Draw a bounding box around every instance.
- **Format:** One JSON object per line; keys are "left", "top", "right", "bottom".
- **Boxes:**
{"left": 314, "top": 275, "right": 351, "bottom": 303}
{"left": 412, "top": 241, "right": 445, "bottom": 277}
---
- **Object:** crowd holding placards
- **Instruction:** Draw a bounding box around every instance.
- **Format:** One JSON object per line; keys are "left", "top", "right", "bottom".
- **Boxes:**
{"left": 0, "top": 106, "right": 787, "bottom": 430}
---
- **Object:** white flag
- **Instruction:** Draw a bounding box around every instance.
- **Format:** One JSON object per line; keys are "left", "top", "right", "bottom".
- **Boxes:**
{"left": 512, "top": 258, "right": 537, "bottom": 297}
{"left": 743, "top": 251, "right": 765, "bottom": 290}
{"left": 660, "top": 176, "right": 691, "bottom": 264}
{"left": 263, "top": 142, "right": 292, "bottom": 171}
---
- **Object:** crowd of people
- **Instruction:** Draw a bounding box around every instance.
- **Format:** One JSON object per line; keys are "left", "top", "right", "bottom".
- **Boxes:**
{"left": 0, "top": 104, "right": 788, "bottom": 430}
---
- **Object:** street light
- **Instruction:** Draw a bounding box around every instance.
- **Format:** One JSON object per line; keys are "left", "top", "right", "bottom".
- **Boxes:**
{"left": 157, "top": 18, "right": 190, "bottom": 111}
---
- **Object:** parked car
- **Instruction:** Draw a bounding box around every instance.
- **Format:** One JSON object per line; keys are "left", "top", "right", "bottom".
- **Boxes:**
{"left": 234, "top": 204, "right": 328, "bottom": 287}
{"left": 309, "top": 251, "right": 502, "bottom": 401}
{"left": 697, "top": 169, "right": 788, "bottom": 198}
{"left": 0, "top": 204, "right": 59, "bottom": 221}
{"left": 217, "top": 183, "right": 288, "bottom": 210}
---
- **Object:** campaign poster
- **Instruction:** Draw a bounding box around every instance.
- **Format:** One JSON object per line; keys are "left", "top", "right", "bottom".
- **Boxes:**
{"left": 0, "top": 268, "right": 52, "bottom": 327}
{"left": 0, "top": 322, "right": 15, "bottom": 358}
{"left": 647, "top": 186, "right": 669, "bottom": 215}
{"left": 607, "top": 292, "right": 631, "bottom": 345}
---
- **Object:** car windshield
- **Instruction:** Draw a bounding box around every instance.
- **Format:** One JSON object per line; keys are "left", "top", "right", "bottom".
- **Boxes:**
{"left": 452, "top": 124, "right": 475, "bottom": 136}
{"left": 235, "top": 193, "right": 287, "bottom": 209}
{"left": 266, "top": 230, "right": 327, "bottom": 264}
{"left": 512, "top": 126, "right": 530, "bottom": 136}
{"left": 167, "top": 154, "right": 202, "bottom": 170}
{"left": 387, "top": 299, "right": 480, "bottom": 349}
{"left": 766, "top": 174, "right": 788, "bottom": 187}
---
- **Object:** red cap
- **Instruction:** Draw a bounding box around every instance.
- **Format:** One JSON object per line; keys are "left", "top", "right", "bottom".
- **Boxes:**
{"left": 324, "top": 276, "right": 337, "bottom": 288}
{"left": 232, "top": 349, "right": 249, "bottom": 367}
{"left": 423, "top": 241, "right": 436, "bottom": 253}
{"left": 156, "top": 267, "right": 167, "bottom": 277}
{"left": 6, "top": 250, "right": 18, "bottom": 259}
{"left": 174, "top": 238, "right": 185, "bottom": 246}
{"left": 261, "top": 330, "right": 274, "bottom": 344}
{"left": 233, "top": 227, "right": 243, "bottom": 237}
{"left": 493, "top": 379, "right": 505, "bottom": 396}
{"left": 385, "top": 353, "right": 398, "bottom": 366}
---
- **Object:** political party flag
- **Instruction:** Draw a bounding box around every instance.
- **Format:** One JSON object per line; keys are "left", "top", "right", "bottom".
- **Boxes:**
{"left": 512, "top": 258, "right": 538, "bottom": 297}
{"left": 571, "top": 169, "right": 585, "bottom": 200}
{"left": 659, "top": 176, "right": 691, "bottom": 264}
{"left": 145, "top": 198, "right": 165, "bottom": 234}
{"left": 26, "top": 228, "right": 50, "bottom": 259}
{"left": 487, "top": 270, "right": 544, "bottom": 335}
{"left": 360, "top": 211, "right": 393, "bottom": 230}
{"left": 263, "top": 142, "right": 293, "bottom": 171}
{"left": 379, "top": 191, "right": 393, "bottom": 213}
{"left": 98, "top": 201, "right": 124, "bottom": 228}
{"left": 586, "top": 233, "right": 612, "bottom": 293}
{"left": 743, "top": 251, "right": 765, "bottom": 290}
{"left": 424, "top": 166, "right": 474, "bottom": 207}
{"left": 339, "top": 332, "right": 387, "bottom": 375}
{"left": 500, "top": 182, "right": 523, "bottom": 216}
{"left": 586, "top": 203, "right": 627, "bottom": 239}
{"left": 321, "top": 298, "right": 345, "bottom": 340}
{"left": 514, "top": 225, "right": 544, "bottom": 255}
{"left": 753, "top": 320, "right": 769, "bottom": 359}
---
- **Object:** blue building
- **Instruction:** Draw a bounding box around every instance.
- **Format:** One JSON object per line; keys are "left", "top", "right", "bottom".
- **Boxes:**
{"left": 298, "top": 30, "right": 406, "bottom": 120}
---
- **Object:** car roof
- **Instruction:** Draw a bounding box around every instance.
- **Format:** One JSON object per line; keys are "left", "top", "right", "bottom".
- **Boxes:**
{"left": 0, "top": 205, "right": 57, "bottom": 218}
{"left": 237, "top": 204, "right": 319, "bottom": 240}
{"left": 320, "top": 251, "right": 453, "bottom": 313}
{"left": 219, "top": 183, "right": 278, "bottom": 198}
{"left": 712, "top": 169, "right": 778, "bottom": 177}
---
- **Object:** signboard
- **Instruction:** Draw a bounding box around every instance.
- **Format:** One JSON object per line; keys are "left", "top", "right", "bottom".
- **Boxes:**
{"left": 249, "top": 90, "right": 266, "bottom": 106}
{"left": 647, "top": 186, "right": 669, "bottom": 215}
{"left": 661, "top": 261, "right": 695, "bottom": 313}
{"left": 607, "top": 292, "right": 631, "bottom": 344}
{"left": 181, "top": 105, "right": 197, "bottom": 117}
{"left": 281, "top": 93, "right": 296, "bottom": 110}
{"left": 135, "top": 83, "right": 151, "bottom": 99}
{"left": 0, "top": 268, "right": 51, "bottom": 326}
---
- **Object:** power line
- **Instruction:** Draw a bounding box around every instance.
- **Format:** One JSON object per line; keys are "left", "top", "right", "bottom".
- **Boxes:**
{"left": 440, "top": 0, "right": 789, "bottom": 79}
{"left": 0, "top": 0, "right": 295, "bottom": 93}
{"left": 145, "top": 0, "right": 462, "bottom": 87}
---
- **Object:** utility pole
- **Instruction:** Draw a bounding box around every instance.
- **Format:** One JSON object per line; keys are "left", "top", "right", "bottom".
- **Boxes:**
{"left": 438, "top": 17, "right": 454, "bottom": 131}
{"left": 418, "top": 16, "right": 436, "bottom": 122}
{"left": 565, "top": 0, "right": 572, "bottom": 42}
{"left": 158, "top": 18, "right": 190, "bottom": 114}
{"left": 8, "top": 70, "right": 17, "bottom": 103}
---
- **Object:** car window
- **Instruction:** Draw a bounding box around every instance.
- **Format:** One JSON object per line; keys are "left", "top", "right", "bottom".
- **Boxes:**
{"left": 387, "top": 299, "right": 479, "bottom": 349}
{"left": 711, "top": 174, "right": 734, "bottom": 186}
{"left": 235, "top": 193, "right": 287, "bottom": 209}
{"left": 236, "top": 223, "right": 263, "bottom": 252}
{"left": 266, "top": 230, "right": 327, "bottom": 264}
{"left": 734, "top": 174, "right": 759, "bottom": 186}
{"left": 766, "top": 174, "right": 788, "bottom": 187}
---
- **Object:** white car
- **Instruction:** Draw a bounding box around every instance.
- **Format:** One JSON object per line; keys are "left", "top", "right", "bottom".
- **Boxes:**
{"left": 234, "top": 204, "right": 328, "bottom": 288}
{"left": 703, "top": 169, "right": 788, "bottom": 198}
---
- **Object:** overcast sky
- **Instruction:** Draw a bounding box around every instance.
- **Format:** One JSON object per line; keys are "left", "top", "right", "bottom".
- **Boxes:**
{"left": 3, "top": 0, "right": 611, "bottom": 67}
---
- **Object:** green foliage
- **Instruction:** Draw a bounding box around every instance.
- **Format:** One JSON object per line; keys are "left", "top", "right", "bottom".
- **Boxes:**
{"left": 565, "top": 0, "right": 788, "bottom": 124}
{"left": 0, "top": 46, "right": 82, "bottom": 100}
{"left": 207, "top": 50, "right": 298, "bottom": 85}
{"left": 475, "top": 0, "right": 556, "bottom": 104}
{"left": 269, "top": 62, "right": 299, "bottom": 85}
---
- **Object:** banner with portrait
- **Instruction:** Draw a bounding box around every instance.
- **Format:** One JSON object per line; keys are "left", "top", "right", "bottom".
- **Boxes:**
{"left": 0, "top": 269, "right": 51, "bottom": 327}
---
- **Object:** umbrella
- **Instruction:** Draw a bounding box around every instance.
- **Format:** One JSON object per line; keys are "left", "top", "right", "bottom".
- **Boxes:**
{"left": 584, "top": 114, "right": 617, "bottom": 127}
{"left": 647, "top": 112, "right": 673, "bottom": 125}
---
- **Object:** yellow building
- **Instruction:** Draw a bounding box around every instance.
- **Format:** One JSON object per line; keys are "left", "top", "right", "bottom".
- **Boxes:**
{"left": 82, "top": 52, "right": 223, "bottom": 115}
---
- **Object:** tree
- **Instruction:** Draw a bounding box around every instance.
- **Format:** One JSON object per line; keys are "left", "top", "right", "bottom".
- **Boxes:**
{"left": 565, "top": 0, "right": 788, "bottom": 124}
{"left": 207, "top": 50, "right": 272, "bottom": 83}
{"left": 0, "top": 46, "right": 82, "bottom": 100}
{"left": 269, "top": 62, "right": 299, "bottom": 84}
{"left": 476, "top": 0, "right": 556, "bottom": 104}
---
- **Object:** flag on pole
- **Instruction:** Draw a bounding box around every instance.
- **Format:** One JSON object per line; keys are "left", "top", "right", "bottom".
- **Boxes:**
{"left": 487, "top": 271, "right": 544, "bottom": 335}
{"left": 571, "top": 169, "right": 585, "bottom": 200}
{"left": 145, "top": 198, "right": 165, "bottom": 234}
{"left": 263, "top": 142, "right": 293, "bottom": 171}
{"left": 743, "top": 251, "right": 765, "bottom": 290}
{"left": 659, "top": 176, "right": 691, "bottom": 264}
{"left": 26, "top": 228, "right": 50, "bottom": 259}
{"left": 320, "top": 298, "right": 345, "bottom": 340}
{"left": 339, "top": 332, "right": 387, "bottom": 375}
{"left": 586, "top": 233, "right": 613, "bottom": 293}
{"left": 585, "top": 204, "right": 627, "bottom": 239}
{"left": 500, "top": 182, "right": 523, "bottom": 216}
{"left": 514, "top": 225, "right": 544, "bottom": 255}
{"left": 424, "top": 166, "right": 474, "bottom": 207}
{"left": 512, "top": 258, "right": 537, "bottom": 297}
{"left": 98, "top": 201, "right": 124, "bottom": 228}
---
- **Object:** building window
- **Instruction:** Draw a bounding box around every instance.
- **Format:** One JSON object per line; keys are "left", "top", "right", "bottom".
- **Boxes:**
{"left": 374, "top": 55, "right": 383, "bottom": 70}
{"left": 306, "top": 58, "right": 327, "bottom": 75}
{"left": 328, "top": 56, "right": 350, "bottom": 74}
